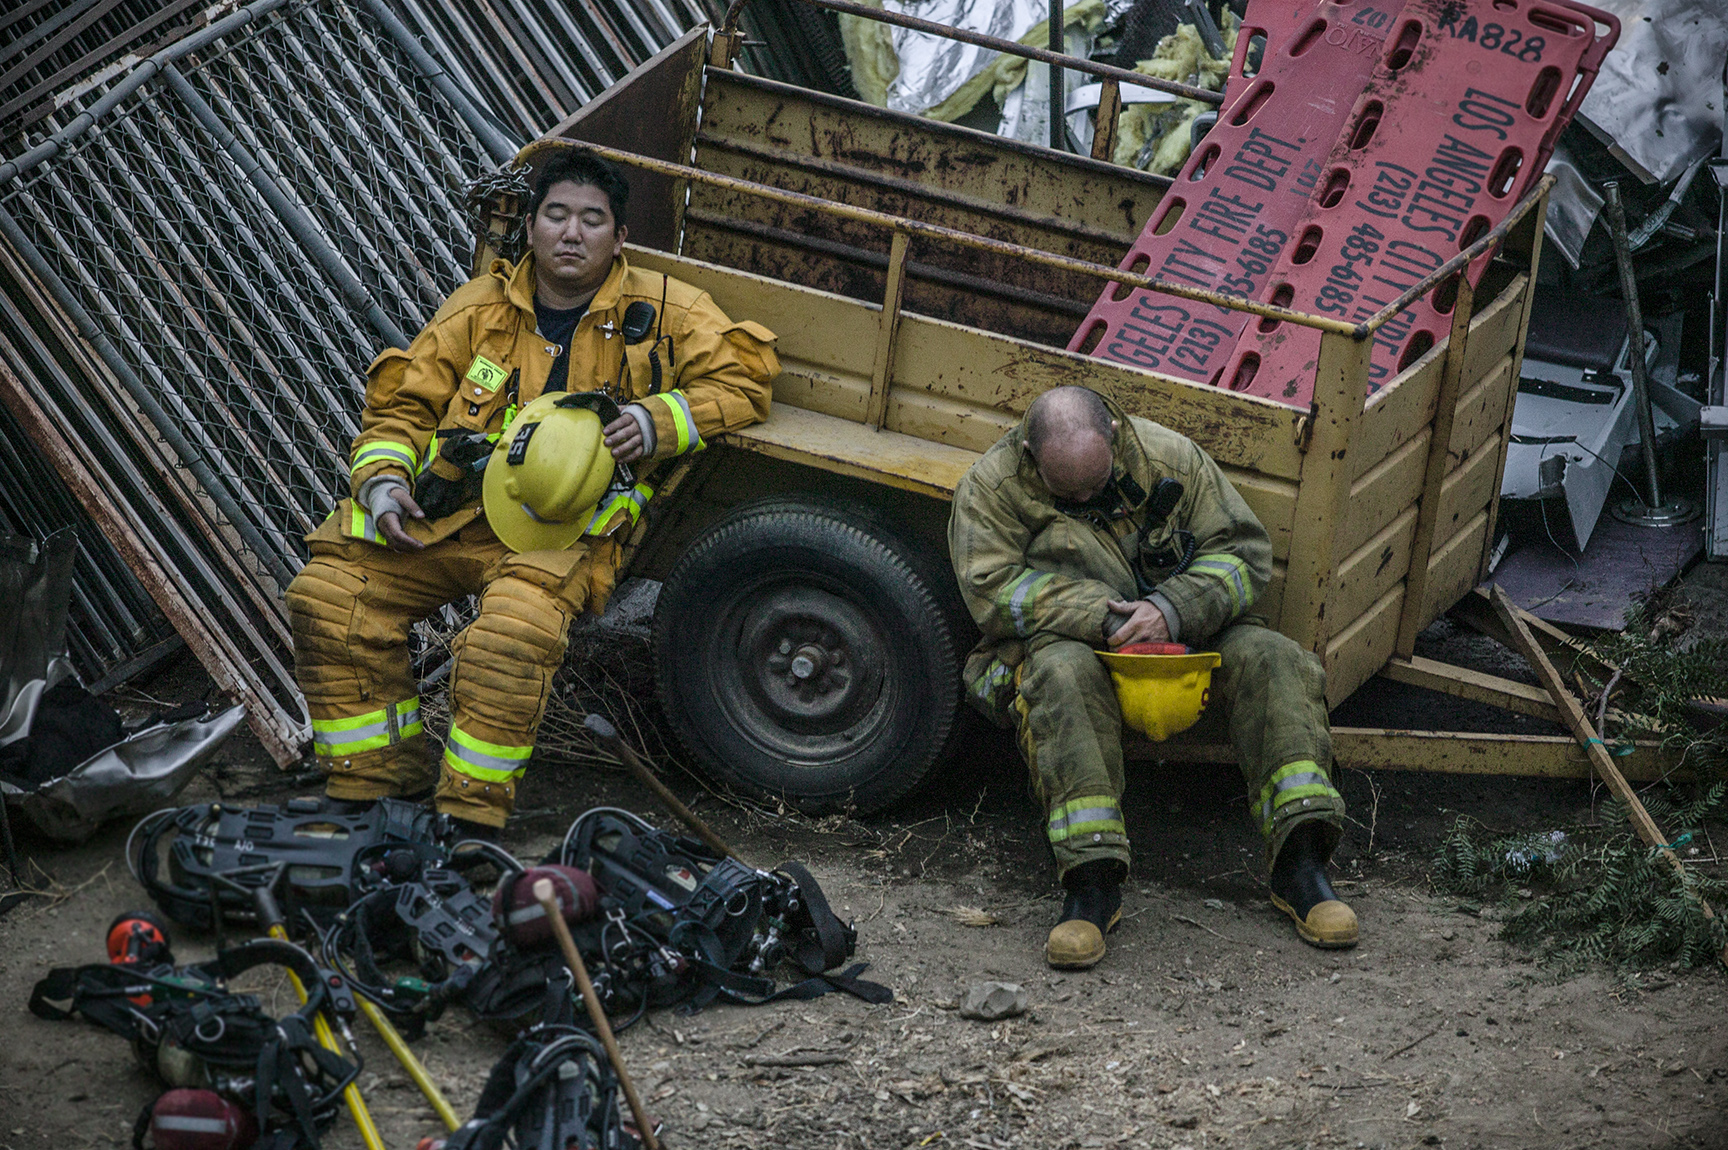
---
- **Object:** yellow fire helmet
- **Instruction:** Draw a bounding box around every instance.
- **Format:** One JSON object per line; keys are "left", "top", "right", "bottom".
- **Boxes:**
{"left": 482, "top": 392, "right": 616, "bottom": 553}
{"left": 1094, "top": 646, "right": 1224, "bottom": 742}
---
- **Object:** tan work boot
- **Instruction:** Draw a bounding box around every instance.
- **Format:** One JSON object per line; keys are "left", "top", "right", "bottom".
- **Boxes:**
{"left": 1046, "top": 860, "right": 1126, "bottom": 969}
{"left": 1269, "top": 821, "right": 1358, "bottom": 949}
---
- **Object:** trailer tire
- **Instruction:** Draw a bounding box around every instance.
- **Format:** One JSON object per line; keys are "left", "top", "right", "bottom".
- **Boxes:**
{"left": 653, "top": 497, "right": 965, "bottom": 815}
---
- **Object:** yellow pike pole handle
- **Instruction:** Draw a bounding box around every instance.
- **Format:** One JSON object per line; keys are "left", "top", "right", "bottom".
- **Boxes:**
{"left": 356, "top": 995, "right": 460, "bottom": 1131}
{"left": 254, "top": 884, "right": 388, "bottom": 1150}
{"left": 532, "top": 878, "right": 661, "bottom": 1150}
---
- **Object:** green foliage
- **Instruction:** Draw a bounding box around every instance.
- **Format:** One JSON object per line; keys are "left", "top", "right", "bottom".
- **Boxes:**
{"left": 1433, "top": 593, "right": 1728, "bottom": 971}
{"left": 1432, "top": 785, "right": 1728, "bottom": 972}
{"left": 1579, "top": 600, "right": 1728, "bottom": 765}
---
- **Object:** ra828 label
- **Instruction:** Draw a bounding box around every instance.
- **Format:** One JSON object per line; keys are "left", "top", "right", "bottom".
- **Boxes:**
{"left": 1314, "top": 222, "right": 1386, "bottom": 316}
{"left": 1217, "top": 225, "right": 1289, "bottom": 297}
{"left": 1437, "top": 3, "right": 1546, "bottom": 61}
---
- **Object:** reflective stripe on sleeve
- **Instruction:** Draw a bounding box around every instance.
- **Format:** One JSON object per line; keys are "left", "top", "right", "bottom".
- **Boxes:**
{"left": 444, "top": 725, "right": 532, "bottom": 783}
{"left": 311, "top": 696, "right": 423, "bottom": 757}
{"left": 585, "top": 481, "right": 654, "bottom": 537}
{"left": 350, "top": 440, "right": 419, "bottom": 476}
{"left": 998, "top": 570, "right": 1055, "bottom": 638}
{"left": 1047, "top": 795, "right": 1126, "bottom": 843}
{"left": 1187, "top": 552, "right": 1253, "bottom": 615}
{"left": 644, "top": 391, "right": 704, "bottom": 455}
{"left": 1256, "top": 759, "right": 1341, "bottom": 835}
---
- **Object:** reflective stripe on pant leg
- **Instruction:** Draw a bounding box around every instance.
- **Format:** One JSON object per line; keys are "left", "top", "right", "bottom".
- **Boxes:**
{"left": 444, "top": 724, "right": 531, "bottom": 783}
{"left": 1047, "top": 795, "right": 1127, "bottom": 845}
{"left": 1015, "top": 638, "right": 1130, "bottom": 880}
{"left": 1256, "top": 760, "right": 1344, "bottom": 837}
{"left": 311, "top": 696, "right": 424, "bottom": 757}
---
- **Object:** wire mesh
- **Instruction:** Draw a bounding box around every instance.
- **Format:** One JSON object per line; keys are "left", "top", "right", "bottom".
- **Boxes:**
{"left": 0, "top": 0, "right": 490, "bottom": 576}
{"left": 380, "top": 0, "right": 716, "bottom": 141}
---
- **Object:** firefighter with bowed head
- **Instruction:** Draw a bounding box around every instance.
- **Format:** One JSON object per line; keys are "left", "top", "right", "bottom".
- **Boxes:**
{"left": 948, "top": 385, "right": 1357, "bottom": 967}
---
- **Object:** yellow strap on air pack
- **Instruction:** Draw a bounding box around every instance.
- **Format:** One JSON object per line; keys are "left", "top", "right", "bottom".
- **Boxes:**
{"left": 465, "top": 355, "right": 508, "bottom": 392}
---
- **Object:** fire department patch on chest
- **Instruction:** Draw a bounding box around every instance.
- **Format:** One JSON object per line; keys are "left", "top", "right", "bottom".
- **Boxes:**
{"left": 465, "top": 355, "right": 507, "bottom": 392}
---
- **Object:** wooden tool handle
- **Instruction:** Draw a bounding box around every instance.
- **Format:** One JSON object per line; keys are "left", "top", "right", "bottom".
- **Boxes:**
{"left": 532, "top": 878, "right": 661, "bottom": 1150}
{"left": 584, "top": 713, "right": 738, "bottom": 862}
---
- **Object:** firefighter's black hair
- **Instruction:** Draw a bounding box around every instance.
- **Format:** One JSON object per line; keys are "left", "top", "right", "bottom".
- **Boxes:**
{"left": 526, "top": 148, "right": 631, "bottom": 228}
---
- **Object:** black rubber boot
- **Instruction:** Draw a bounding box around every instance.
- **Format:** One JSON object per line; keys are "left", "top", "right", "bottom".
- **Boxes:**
{"left": 447, "top": 816, "right": 501, "bottom": 844}
{"left": 1047, "top": 859, "right": 1126, "bottom": 969}
{"left": 1269, "top": 821, "right": 1357, "bottom": 948}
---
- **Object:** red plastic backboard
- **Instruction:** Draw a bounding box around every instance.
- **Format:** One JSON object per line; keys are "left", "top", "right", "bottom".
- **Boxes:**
{"left": 1225, "top": 0, "right": 1619, "bottom": 405}
{"left": 1070, "top": 0, "right": 1407, "bottom": 381}
{"left": 1071, "top": 0, "right": 1618, "bottom": 409}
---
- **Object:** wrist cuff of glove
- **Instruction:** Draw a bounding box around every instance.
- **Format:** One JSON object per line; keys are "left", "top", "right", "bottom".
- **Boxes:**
{"left": 623, "top": 403, "right": 657, "bottom": 457}
{"left": 358, "top": 475, "right": 410, "bottom": 520}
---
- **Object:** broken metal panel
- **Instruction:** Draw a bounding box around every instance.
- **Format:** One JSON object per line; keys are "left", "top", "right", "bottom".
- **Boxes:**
{"left": 687, "top": 68, "right": 1168, "bottom": 346}
{"left": 0, "top": 399, "right": 168, "bottom": 683}
{"left": 0, "top": 532, "right": 75, "bottom": 748}
{"left": 2, "top": 703, "right": 245, "bottom": 843}
{"left": 1573, "top": 0, "right": 1728, "bottom": 186}
{"left": 1502, "top": 365, "right": 1637, "bottom": 551}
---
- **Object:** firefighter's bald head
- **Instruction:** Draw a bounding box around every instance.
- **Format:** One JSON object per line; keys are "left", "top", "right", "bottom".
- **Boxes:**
{"left": 1025, "top": 386, "right": 1116, "bottom": 503}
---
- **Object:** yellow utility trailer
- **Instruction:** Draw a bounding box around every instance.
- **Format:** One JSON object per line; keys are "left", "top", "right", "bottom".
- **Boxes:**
{"left": 476, "top": 20, "right": 1671, "bottom": 812}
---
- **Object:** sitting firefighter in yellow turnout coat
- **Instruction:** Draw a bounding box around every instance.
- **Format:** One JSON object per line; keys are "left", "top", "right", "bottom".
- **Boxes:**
{"left": 286, "top": 148, "right": 777, "bottom": 833}
{"left": 948, "top": 386, "right": 1357, "bottom": 969}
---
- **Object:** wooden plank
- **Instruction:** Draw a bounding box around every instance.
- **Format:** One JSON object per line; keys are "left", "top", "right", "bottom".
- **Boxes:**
{"left": 1478, "top": 200, "right": 1547, "bottom": 580}
{"left": 1458, "top": 272, "right": 1528, "bottom": 388}
{"left": 1353, "top": 351, "right": 1441, "bottom": 483}
{"left": 1282, "top": 330, "right": 1371, "bottom": 647}
{"left": 628, "top": 244, "right": 880, "bottom": 380}
{"left": 1139, "top": 727, "right": 1683, "bottom": 781}
{"left": 1446, "top": 352, "right": 1514, "bottom": 461}
{"left": 1218, "top": 466, "right": 1296, "bottom": 563}
{"left": 890, "top": 314, "right": 1308, "bottom": 478}
{"left": 1397, "top": 275, "right": 1475, "bottom": 657}
{"left": 1344, "top": 271, "right": 1522, "bottom": 484}
{"left": 1489, "top": 585, "right": 1722, "bottom": 958}
{"left": 1380, "top": 654, "right": 1560, "bottom": 723}
{"left": 1340, "top": 426, "right": 1428, "bottom": 558}
{"left": 1332, "top": 505, "right": 1418, "bottom": 631}
{"left": 725, "top": 403, "right": 977, "bottom": 499}
{"left": 884, "top": 389, "right": 1016, "bottom": 451}
{"left": 1323, "top": 583, "right": 1403, "bottom": 707}
{"left": 631, "top": 245, "right": 1304, "bottom": 480}
{"left": 866, "top": 231, "right": 910, "bottom": 430}
{"left": 1418, "top": 508, "right": 1489, "bottom": 624}
{"left": 1431, "top": 432, "right": 1502, "bottom": 548}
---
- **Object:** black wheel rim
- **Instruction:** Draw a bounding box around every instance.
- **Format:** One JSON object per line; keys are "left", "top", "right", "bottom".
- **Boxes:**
{"left": 707, "top": 575, "right": 896, "bottom": 766}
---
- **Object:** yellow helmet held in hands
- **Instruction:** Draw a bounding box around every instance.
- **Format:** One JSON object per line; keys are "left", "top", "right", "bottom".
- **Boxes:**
{"left": 1095, "top": 646, "right": 1223, "bottom": 742}
{"left": 482, "top": 392, "right": 616, "bottom": 552}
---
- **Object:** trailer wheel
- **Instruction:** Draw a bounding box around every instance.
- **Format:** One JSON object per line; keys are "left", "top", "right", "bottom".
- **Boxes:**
{"left": 653, "top": 497, "right": 965, "bottom": 815}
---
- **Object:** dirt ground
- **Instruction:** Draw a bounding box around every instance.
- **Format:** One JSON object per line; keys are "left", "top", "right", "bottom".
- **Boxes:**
{"left": 2, "top": 595, "right": 1725, "bottom": 1150}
